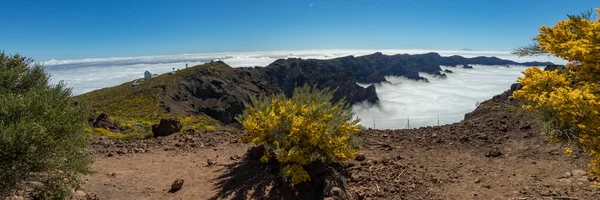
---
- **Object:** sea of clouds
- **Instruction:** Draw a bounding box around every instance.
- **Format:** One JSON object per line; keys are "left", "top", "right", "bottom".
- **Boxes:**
{"left": 43, "top": 49, "right": 566, "bottom": 129}
{"left": 353, "top": 65, "right": 530, "bottom": 129}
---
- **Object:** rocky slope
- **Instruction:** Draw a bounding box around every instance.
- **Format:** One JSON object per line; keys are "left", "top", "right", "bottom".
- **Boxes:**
{"left": 77, "top": 52, "right": 553, "bottom": 125}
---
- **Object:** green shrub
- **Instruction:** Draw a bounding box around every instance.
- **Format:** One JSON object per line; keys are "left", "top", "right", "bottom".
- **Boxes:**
{"left": 237, "top": 85, "right": 360, "bottom": 185}
{"left": 0, "top": 52, "right": 92, "bottom": 199}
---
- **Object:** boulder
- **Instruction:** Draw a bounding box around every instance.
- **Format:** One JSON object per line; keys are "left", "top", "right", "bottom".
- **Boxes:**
{"left": 92, "top": 112, "right": 122, "bottom": 132}
{"left": 152, "top": 118, "right": 182, "bottom": 137}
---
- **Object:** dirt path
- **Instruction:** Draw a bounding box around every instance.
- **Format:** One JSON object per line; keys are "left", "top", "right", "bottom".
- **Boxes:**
{"left": 81, "top": 135, "right": 599, "bottom": 200}
{"left": 82, "top": 143, "right": 251, "bottom": 200}
{"left": 79, "top": 101, "right": 600, "bottom": 200}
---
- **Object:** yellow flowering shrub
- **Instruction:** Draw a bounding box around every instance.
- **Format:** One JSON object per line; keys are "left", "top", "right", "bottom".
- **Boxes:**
{"left": 237, "top": 85, "right": 360, "bottom": 185}
{"left": 513, "top": 8, "right": 600, "bottom": 178}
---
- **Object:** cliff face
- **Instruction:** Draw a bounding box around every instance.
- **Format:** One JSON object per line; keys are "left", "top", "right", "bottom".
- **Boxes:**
{"left": 78, "top": 52, "right": 554, "bottom": 125}
{"left": 166, "top": 60, "right": 380, "bottom": 124}
{"left": 168, "top": 64, "right": 276, "bottom": 124}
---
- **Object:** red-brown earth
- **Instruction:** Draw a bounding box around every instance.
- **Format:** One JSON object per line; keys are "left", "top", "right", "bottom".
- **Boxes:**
{"left": 68, "top": 99, "right": 600, "bottom": 200}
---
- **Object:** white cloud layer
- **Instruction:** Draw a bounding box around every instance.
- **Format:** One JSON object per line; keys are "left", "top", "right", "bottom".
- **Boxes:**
{"left": 44, "top": 49, "right": 562, "bottom": 128}
{"left": 353, "top": 65, "right": 528, "bottom": 129}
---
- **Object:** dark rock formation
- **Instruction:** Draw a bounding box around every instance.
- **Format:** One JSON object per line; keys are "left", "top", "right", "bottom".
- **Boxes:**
{"left": 544, "top": 65, "right": 566, "bottom": 71}
{"left": 264, "top": 58, "right": 380, "bottom": 105}
{"left": 444, "top": 69, "right": 454, "bottom": 73}
{"left": 92, "top": 113, "right": 122, "bottom": 132}
{"left": 152, "top": 118, "right": 182, "bottom": 137}
{"left": 168, "top": 64, "right": 276, "bottom": 124}
{"left": 491, "top": 83, "right": 520, "bottom": 101}
{"left": 462, "top": 64, "right": 473, "bottom": 69}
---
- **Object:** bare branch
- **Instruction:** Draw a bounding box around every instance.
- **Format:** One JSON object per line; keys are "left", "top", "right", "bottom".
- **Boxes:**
{"left": 511, "top": 42, "right": 548, "bottom": 57}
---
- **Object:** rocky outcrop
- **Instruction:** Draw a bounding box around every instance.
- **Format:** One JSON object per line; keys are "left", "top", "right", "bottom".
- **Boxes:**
{"left": 168, "top": 64, "right": 276, "bottom": 124}
{"left": 544, "top": 65, "right": 566, "bottom": 71}
{"left": 92, "top": 113, "right": 122, "bottom": 132}
{"left": 462, "top": 64, "right": 473, "bottom": 69}
{"left": 165, "top": 60, "right": 380, "bottom": 124}
{"left": 264, "top": 58, "right": 380, "bottom": 105}
{"left": 152, "top": 118, "right": 182, "bottom": 137}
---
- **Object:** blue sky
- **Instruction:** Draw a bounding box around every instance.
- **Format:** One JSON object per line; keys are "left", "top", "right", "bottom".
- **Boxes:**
{"left": 0, "top": 0, "right": 596, "bottom": 61}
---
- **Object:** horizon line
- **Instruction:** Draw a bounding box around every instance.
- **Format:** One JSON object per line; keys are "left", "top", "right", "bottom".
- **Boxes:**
{"left": 42, "top": 48, "right": 522, "bottom": 66}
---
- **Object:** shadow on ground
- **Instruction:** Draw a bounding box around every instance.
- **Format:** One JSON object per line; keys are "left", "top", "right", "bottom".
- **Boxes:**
{"left": 210, "top": 147, "right": 327, "bottom": 200}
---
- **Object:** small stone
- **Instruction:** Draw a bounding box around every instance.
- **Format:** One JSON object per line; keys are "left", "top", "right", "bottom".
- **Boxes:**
{"left": 85, "top": 192, "right": 100, "bottom": 200}
{"left": 355, "top": 191, "right": 366, "bottom": 199}
{"left": 355, "top": 154, "right": 366, "bottom": 161}
{"left": 330, "top": 187, "right": 343, "bottom": 197}
{"left": 559, "top": 172, "right": 572, "bottom": 179}
{"left": 73, "top": 190, "right": 86, "bottom": 198}
{"left": 571, "top": 169, "right": 587, "bottom": 177}
{"left": 6, "top": 195, "right": 25, "bottom": 200}
{"left": 485, "top": 149, "right": 502, "bottom": 158}
{"left": 229, "top": 155, "right": 240, "bottom": 160}
{"left": 474, "top": 178, "right": 481, "bottom": 183}
{"left": 207, "top": 159, "right": 216, "bottom": 166}
{"left": 519, "top": 124, "right": 532, "bottom": 130}
{"left": 499, "top": 125, "right": 508, "bottom": 132}
{"left": 577, "top": 176, "right": 589, "bottom": 183}
{"left": 169, "top": 179, "right": 184, "bottom": 193}
{"left": 133, "top": 148, "right": 145, "bottom": 153}
{"left": 350, "top": 173, "right": 360, "bottom": 182}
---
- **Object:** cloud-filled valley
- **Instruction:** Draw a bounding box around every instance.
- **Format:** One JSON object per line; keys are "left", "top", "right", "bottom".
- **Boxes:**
{"left": 353, "top": 65, "right": 528, "bottom": 129}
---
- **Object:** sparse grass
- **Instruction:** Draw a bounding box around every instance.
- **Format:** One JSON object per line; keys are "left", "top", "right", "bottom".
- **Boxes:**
{"left": 74, "top": 62, "right": 234, "bottom": 140}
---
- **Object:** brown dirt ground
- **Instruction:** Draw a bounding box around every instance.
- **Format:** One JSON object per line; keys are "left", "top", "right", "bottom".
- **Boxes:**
{"left": 76, "top": 100, "right": 600, "bottom": 200}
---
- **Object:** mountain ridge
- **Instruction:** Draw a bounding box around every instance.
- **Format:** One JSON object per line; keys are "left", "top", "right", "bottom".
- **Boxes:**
{"left": 75, "top": 52, "right": 553, "bottom": 125}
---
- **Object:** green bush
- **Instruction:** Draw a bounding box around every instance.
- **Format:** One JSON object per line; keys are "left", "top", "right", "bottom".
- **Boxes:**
{"left": 0, "top": 52, "right": 92, "bottom": 199}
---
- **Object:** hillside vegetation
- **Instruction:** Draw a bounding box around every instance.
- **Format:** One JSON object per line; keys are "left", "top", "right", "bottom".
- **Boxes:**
{"left": 74, "top": 62, "right": 229, "bottom": 139}
{"left": 0, "top": 52, "right": 91, "bottom": 199}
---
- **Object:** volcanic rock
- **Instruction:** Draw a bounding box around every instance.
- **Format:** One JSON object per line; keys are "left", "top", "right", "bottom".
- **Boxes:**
{"left": 152, "top": 118, "right": 182, "bottom": 137}
{"left": 169, "top": 179, "right": 184, "bottom": 193}
{"left": 92, "top": 112, "right": 122, "bottom": 132}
